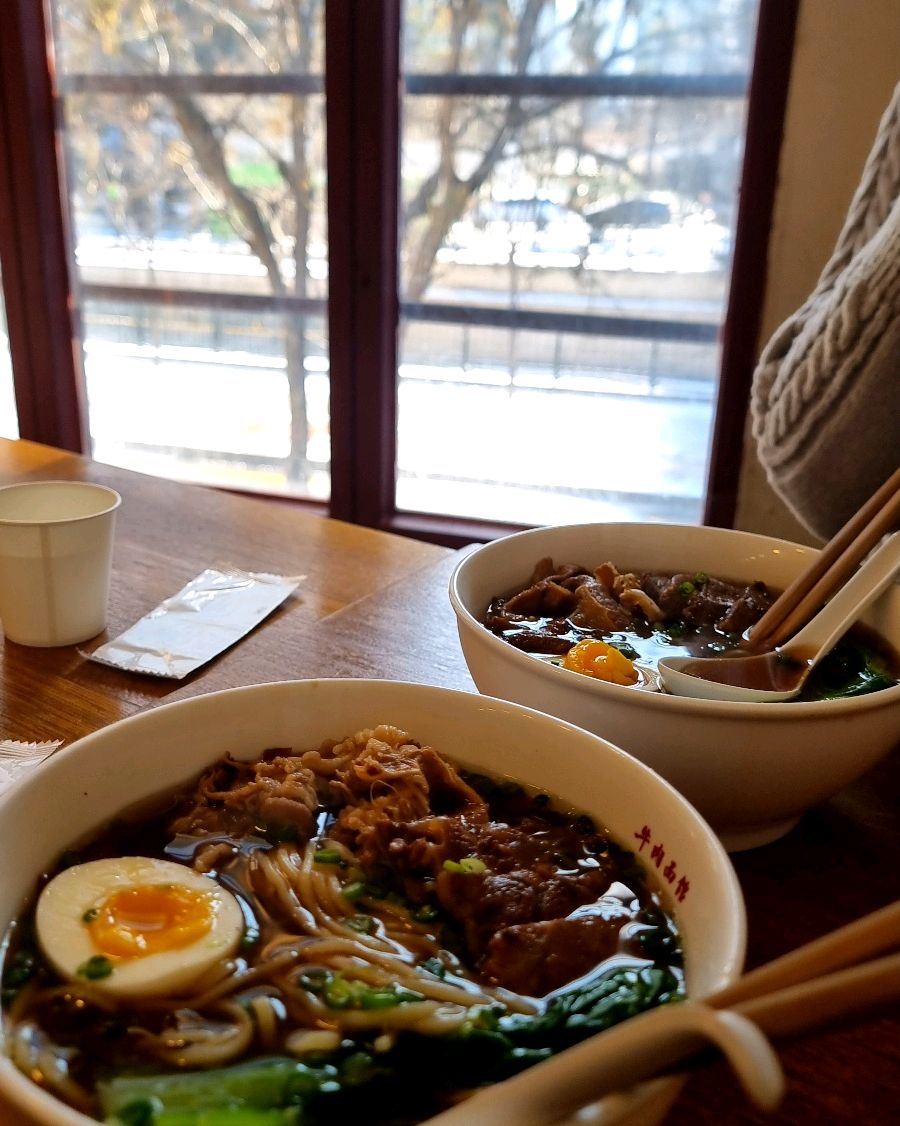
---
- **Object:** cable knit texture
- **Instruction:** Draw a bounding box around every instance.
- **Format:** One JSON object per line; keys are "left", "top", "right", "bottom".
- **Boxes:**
{"left": 751, "top": 81, "right": 900, "bottom": 541}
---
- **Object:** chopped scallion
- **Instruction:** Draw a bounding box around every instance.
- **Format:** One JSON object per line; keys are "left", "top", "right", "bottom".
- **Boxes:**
{"left": 313, "top": 848, "right": 344, "bottom": 865}
{"left": 443, "top": 856, "right": 487, "bottom": 875}
{"left": 77, "top": 954, "right": 113, "bottom": 980}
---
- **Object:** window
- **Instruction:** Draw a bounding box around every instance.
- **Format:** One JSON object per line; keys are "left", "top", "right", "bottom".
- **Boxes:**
{"left": 397, "top": 1, "right": 759, "bottom": 526}
{"left": 52, "top": 0, "right": 330, "bottom": 500}
{"left": 0, "top": 2, "right": 795, "bottom": 544}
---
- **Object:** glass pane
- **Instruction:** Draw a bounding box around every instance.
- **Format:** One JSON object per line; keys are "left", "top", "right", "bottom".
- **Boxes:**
{"left": 404, "top": 0, "right": 756, "bottom": 76}
{"left": 0, "top": 269, "right": 19, "bottom": 439}
{"left": 399, "top": 0, "right": 759, "bottom": 525}
{"left": 54, "top": 3, "right": 323, "bottom": 78}
{"left": 83, "top": 300, "right": 329, "bottom": 498}
{"left": 68, "top": 93, "right": 328, "bottom": 300}
{"left": 50, "top": 1, "right": 328, "bottom": 500}
{"left": 397, "top": 325, "right": 715, "bottom": 524}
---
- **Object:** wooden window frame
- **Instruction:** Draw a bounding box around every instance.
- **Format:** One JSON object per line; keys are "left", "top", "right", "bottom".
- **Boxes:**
{"left": 0, "top": 0, "right": 84, "bottom": 451}
{"left": 0, "top": 0, "right": 798, "bottom": 546}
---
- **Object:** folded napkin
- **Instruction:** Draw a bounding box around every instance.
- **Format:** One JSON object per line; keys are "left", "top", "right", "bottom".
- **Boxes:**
{"left": 0, "top": 740, "right": 64, "bottom": 796}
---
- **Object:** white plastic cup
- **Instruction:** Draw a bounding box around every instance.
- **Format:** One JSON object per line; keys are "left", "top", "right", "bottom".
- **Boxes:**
{"left": 0, "top": 480, "right": 122, "bottom": 647}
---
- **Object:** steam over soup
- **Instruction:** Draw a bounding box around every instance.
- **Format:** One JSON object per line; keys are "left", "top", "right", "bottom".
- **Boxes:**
{"left": 1, "top": 725, "right": 684, "bottom": 1125}
{"left": 483, "top": 558, "right": 899, "bottom": 701}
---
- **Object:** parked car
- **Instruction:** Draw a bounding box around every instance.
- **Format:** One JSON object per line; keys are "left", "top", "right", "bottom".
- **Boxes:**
{"left": 583, "top": 196, "right": 672, "bottom": 234}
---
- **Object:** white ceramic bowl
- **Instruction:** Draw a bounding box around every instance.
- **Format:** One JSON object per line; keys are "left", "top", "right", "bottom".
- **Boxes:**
{"left": 0, "top": 680, "right": 744, "bottom": 1126}
{"left": 450, "top": 523, "right": 900, "bottom": 851}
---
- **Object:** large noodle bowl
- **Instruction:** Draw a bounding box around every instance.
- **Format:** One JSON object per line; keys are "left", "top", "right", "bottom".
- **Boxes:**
{"left": 1, "top": 724, "right": 684, "bottom": 1125}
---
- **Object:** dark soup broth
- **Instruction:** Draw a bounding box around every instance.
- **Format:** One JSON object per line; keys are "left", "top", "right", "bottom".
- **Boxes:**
{"left": 483, "top": 557, "right": 899, "bottom": 701}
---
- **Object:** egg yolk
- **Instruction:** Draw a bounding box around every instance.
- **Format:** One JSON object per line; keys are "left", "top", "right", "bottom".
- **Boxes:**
{"left": 562, "top": 639, "right": 639, "bottom": 685}
{"left": 86, "top": 884, "right": 214, "bottom": 959}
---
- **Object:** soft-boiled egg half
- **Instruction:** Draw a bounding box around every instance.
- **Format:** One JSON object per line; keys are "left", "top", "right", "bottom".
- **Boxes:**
{"left": 35, "top": 856, "right": 244, "bottom": 999}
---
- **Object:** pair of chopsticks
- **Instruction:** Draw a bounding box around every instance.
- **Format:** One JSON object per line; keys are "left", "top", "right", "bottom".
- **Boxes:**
{"left": 745, "top": 466, "right": 900, "bottom": 651}
{"left": 424, "top": 900, "right": 900, "bottom": 1126}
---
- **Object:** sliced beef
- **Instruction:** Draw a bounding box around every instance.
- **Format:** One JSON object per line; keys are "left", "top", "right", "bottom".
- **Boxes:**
{"left": 326, "top": 734, "right": 488, "bottom": 872}
{"left": 169, "top": 752, "right": 318, "bottom": 843}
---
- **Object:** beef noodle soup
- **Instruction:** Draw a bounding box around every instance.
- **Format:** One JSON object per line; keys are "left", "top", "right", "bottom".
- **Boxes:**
{"left": 0, "top": 725, "right": 683, "bottom": 1125}
{"left": 483, "top": 558, "right": 899, "bottom": 701}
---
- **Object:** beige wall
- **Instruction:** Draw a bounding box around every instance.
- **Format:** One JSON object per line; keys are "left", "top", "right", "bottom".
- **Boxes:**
{"left": 734, "top": 0, "right": 900, "bottom": 545}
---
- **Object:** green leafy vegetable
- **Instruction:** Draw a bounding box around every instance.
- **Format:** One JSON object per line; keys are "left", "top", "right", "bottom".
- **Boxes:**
{"left": 100, "top": 1057, "right": 336, "bottom": 1122}
{"left": 119, "top": 1107, "right": 299, "bottom": 1126}
{"left": 805, "top": 642, "right": 896, "bottom": 701}
{"left": 1, "top": 948, "right": 37, "bottom": 1004}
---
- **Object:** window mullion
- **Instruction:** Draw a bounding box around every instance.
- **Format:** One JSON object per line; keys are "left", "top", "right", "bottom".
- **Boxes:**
{"left": 325, "top": 0, "right": 401, "bottom": 529}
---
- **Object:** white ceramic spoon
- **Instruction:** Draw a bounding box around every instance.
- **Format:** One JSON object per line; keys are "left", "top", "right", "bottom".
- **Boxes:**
{"left": 657, "top": 532, "right": 900, "bottom": 702}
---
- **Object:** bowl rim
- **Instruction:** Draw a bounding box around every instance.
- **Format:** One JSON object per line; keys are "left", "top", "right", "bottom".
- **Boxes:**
{"left": 0, "top": 678, "right": 747, "bottom": 1126}
{"left": 448, "top": 523, "right": 900, "bottom": 716}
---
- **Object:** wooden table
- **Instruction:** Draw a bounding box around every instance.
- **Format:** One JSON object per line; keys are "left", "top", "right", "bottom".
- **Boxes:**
{"left": 0, "top": 437, "right": 448, "bottom": 742}
{"left": 1, "top": 438, "right": 897, "bottom": 1124}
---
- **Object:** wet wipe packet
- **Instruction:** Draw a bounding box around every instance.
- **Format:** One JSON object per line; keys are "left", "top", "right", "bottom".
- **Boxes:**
{"left": 87, "top": 563, "right": 304, "bottom": 679}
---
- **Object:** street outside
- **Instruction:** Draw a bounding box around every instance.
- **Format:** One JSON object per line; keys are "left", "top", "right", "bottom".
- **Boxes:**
{"left": 80, "top": 336, "right": 713, "bottom": 528}
{"left": 3, "top": 229, "right": 725, "bottom": 527}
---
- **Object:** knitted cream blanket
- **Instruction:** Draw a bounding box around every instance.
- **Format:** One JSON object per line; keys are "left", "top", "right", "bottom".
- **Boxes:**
{"left": 750, "top": 81, "right": 900, "bottom": 541}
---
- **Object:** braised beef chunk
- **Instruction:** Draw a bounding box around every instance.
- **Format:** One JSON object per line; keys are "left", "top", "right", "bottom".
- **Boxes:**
{"left": 436, "top": 858, "right": 617, "bottom": 963}
{"left": 715, "top": 580, "right": 772, "bottom": 634}
{"left": 380, "top": 810, "right": 487, "bottom": 885}
{"left": 569, "top": 578, "right": 634, "bottom": 631}
{"left": 493, "top": 628, "right": 575, "bottom": 655}
{"left": 437, "top": 870, "right": 543, "bottom": 951}
{"left": 482, "top": 908, "right": 632, "bottom": 995}
{"left": 677, "top": 576, "right": 765, "bottom": 632}
{"left": 639, "top": 572, "right": 696, "bottom": 616}
{"left": 504, "top": 578, "right": 580, "bottom": 616}
{"left": 169, "top": 751, "right": 319, "bottom": 843}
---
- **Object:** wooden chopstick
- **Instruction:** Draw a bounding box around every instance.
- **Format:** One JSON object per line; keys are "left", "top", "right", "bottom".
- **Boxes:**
{"left": 732, "top": 950, "right": 900, "bottom": 1040}
{"left": 707, "top": 898, "right": 900, "bottom": 1008}
{"left": 745, "top": 465, "right": 900, "bottom": 651}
